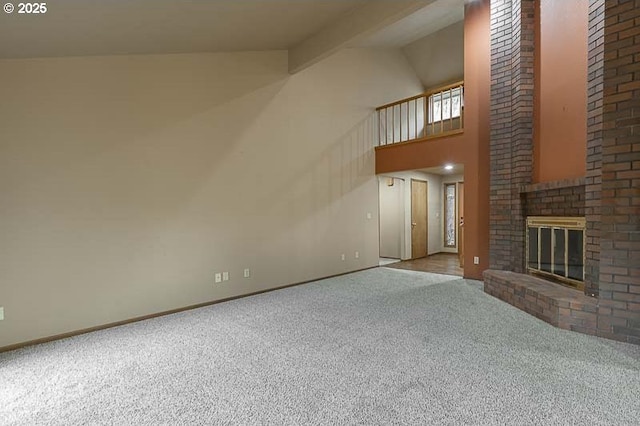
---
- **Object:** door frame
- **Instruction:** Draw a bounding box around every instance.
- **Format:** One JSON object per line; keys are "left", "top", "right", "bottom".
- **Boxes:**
{"left": 410, "top": 179, "right": 428, "bottom": 259}
{"left": 458, "top": 181, "right": 465, "bottom": 267}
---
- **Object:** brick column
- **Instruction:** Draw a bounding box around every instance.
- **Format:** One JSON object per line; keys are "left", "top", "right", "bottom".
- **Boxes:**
{"left": 585, "top": 0, "right": 605, "bottom": 297}
{"left": 489, "top": 0, "right": 535, "bottom": 272}
{"left": 509, "top": 0, "right": 535, "bottom": 273}
{"left": 489, "top": 0, "right": 514, "bottom": 271}
{"left": 596, "top": 0, "right": 640, "bottom": 344}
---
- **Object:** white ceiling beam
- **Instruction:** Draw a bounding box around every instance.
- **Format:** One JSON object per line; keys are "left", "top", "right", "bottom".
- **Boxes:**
{"left": 288, "top": 0, "right": 434, "bottom": 74}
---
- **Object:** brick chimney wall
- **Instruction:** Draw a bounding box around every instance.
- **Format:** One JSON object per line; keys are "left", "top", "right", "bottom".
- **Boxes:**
{"left": 487, "top": 0, "right": 639, "bottom": 344}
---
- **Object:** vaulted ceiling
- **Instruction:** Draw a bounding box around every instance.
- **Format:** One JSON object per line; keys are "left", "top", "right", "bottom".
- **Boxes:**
{"left": 0, "top": 0, "right": 366, "bottom": 57}
{"left": 0, "top": 0, "right": 463, "bottom": 73}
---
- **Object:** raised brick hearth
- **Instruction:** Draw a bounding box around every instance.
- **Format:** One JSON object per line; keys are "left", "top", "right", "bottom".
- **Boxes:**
{"left": 484, "top": 270, "right": 597, "bottom": 334}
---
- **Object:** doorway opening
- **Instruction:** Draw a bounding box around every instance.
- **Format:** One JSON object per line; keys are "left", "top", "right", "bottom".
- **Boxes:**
{"left": 377, "top": 165, "right": 465, "bottom": 277}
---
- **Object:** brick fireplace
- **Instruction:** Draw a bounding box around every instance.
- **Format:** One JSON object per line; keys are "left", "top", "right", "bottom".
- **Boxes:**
{"left": 485, "top": 0, "right": 639, "bottom": 344}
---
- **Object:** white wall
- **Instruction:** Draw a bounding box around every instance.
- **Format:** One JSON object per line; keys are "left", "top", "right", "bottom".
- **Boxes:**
{"left": 402, "top": 20, "right": 464, "bottom": 89}
{"left": 0, "top": 48, "right": 424, "bottom": 347}
{"left": 378, "top": 177, "right": 404, "bottom": 258}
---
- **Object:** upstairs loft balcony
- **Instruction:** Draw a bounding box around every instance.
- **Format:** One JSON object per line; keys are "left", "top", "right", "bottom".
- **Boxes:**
{"left": 376, "top": 81, "right": 464, "bottom": 147}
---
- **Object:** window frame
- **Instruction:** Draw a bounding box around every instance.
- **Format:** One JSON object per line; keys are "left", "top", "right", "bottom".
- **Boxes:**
{"left": 444, "top": 183, "right": 457, "bottom": 248}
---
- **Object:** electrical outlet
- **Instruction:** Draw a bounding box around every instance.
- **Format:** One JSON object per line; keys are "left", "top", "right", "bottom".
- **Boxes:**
{"left": 243, "top": 268, "right": 250, "bottom": 278}
{"left": 341, "top": 254, "right": 345, "bottom": 261}
{"left": 355, "top": 251, "right": 359, "bottom": 259}
{"left": 222, "top": 272, "right": 229, "bottom": 281}
{"left": 0, "top": 306, "right": 4, "bottom": 321}
{"left": 474, "top": 256, "right": 480, "bottom": 265}
{"left": 215, "top": 273, "right": 222, "bottom": 283}
{"left": 366, "top": 212, "right": 372, "bottom": 220}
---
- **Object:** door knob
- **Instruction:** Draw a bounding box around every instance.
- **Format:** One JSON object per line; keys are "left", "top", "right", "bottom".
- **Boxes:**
{"left": 411, "top": 222, "right": 417, "bottom": 227}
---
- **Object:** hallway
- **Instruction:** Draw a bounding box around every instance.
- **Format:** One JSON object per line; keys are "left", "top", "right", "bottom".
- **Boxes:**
{"left": 384, "top": 253, "right": 463, "bottom": 277}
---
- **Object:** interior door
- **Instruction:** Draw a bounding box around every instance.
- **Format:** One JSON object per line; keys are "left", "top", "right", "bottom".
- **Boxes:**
{"left": 411, "top": 179, "right": 428, "bottom": 259}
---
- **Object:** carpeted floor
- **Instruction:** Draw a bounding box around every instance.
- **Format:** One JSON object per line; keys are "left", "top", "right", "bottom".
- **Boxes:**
{"left": 1, "top": 268, "right": 639, "bottom": 425}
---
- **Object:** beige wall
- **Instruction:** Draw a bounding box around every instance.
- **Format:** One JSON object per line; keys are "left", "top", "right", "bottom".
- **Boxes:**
{"left": 378, "top": 177, "right": 404, "bottom": 259}
{"left": 402, "top": 20, "right": 464, "bottom": 90}
{"left": 0, "top": 48, "right": 423, "bottom": 347}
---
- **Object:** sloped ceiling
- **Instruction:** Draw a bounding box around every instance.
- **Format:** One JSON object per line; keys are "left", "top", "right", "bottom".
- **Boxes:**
{"left": 0, "top": 0, "right": 368, "bottom": 58}
{"left": 402, "top": 20, "right": 465, "bottom": 90}
{"left": 353, "top": 0, "right": 463, "bottom": 48}
{"left": 0, "top": 0, "right": 463, "bottom": 79}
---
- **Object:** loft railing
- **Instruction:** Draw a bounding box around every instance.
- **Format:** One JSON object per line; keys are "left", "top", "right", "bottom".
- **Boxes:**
{"left": 376, "top": 81, "right": 464, "bottom": 146}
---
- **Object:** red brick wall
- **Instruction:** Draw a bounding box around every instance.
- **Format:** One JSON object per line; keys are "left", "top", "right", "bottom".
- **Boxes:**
{"left": 585, "top": 0, "right": 605, "bottom": 296}
{"left": 596, "top": 0, "right": 640, "bottom": 344}
{"left": 523, "top": 181, "right": 586, "bottom": 218}
{"left": 489, "top": 0, "right": 515, "bottom": 271}
{"left": 489, "top": 0, "right": 535, "bottom": 273}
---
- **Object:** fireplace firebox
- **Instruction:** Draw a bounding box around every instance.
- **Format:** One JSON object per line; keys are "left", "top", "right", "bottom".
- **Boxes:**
{"left": 526, "top": 217, "right": 585, "bottom": 290}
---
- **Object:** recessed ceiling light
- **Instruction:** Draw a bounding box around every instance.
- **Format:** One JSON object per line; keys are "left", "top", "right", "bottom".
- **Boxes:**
{"left": 444, "top": 164, "right": 454, "bottom": 171}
